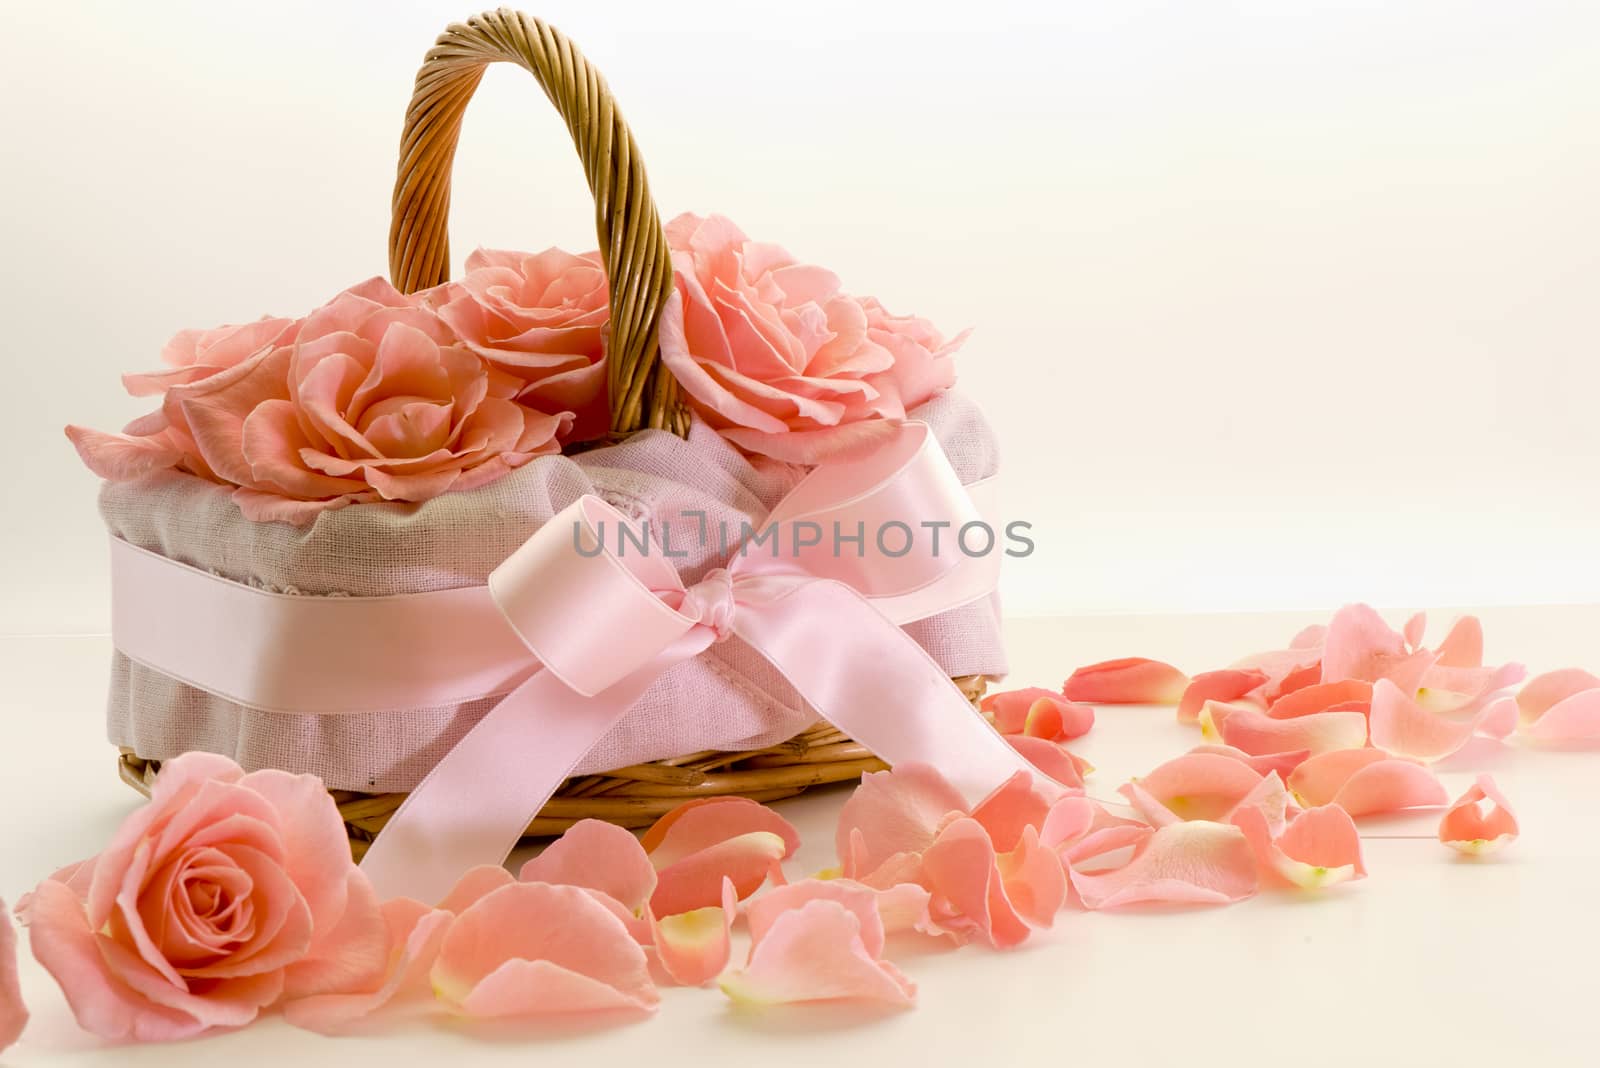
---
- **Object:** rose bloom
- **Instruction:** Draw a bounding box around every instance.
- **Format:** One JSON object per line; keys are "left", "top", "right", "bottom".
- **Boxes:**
{"left": 68, "top": 278, "right": 568, "bottom": 524}
{"left": 657, "top": 213, "right": 964, "bottom": 464}
{"left": 23, "top": 753, "right": 386, "bottom": 1041}
{"left": 433, "top": 248, "right": 610, "bottom": 442}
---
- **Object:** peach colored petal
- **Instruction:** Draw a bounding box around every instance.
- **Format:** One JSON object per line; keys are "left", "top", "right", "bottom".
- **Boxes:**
{"left": 981, "top": 687, "right": 1095, "bottom": 740}
{"left": 1066, "top": 821, "right": 1258, "bottom": 910}
{"left": 649, "top": 878, "right": 737, "bottom": 987}
{"left": 1524, "top": 688, "right": 1600, "bottom": 743}
{"left": 995, "top": 827, "right": 1068, "bottom": 929}
{"left": 65, "top": 423, "right": 185, "bottom": 481}
{"left": 1369, "top": 679, "right": 1510, "bottom": 762}
{"left": 969, "top": 770, "right": 1055, "bottom": 852}
{"left": 643, "top": 797, "right": 801, "bottom": 866}
{"left": 1435, "top": 616, "right": 1485, "bottom": 668}
{"left": 1233, "top": 803, "right": 1366, "bottom": 889}
{"left": 1403, "top": 612, "right": 1428, "bottom": 651}
{"left": 1188, "top": 744, "right": 1312, "bottom": 779}
{"left": 1517, "top": 668, "right": 1600, "bottom": 722}
{"left": 1439, "top": 775, "right": 1520, "bottom": 855}
{"left": 1039, "top": 795, "right": 1103, "bottom": 851}
{"left": 919, "top": 818, "right": 1031, "bottom": 948}
{"left": 745, "top": 880, "right": 886, "bottom": 959}
{"left": 26, "top": 878, "right": 200, "bottom": 1041}
{"left": 279, "top": 867, "right": 389, "bottom": 1001}
{"left": 720, "top": 899, "right": 914, "bottom": 1008}
{"left": 1063, "top": 657, "right": 1190, "bottom": 704}
{"left": 282, "top": 899, "right": 453, "bottom": 1034}
{"left": 1177, "top": 668, "right": 1268, "bottom": 725}
{"left": 1126, "top": 752, "right": 1266, "bottom": 823}
{"left": 1208, "top": 702, "right": 1368, "bottom": 756}
{"left": 436, "top": 865, "right": 516, "bottom": 914}
{"left": 1287, "top": 748, "right": 1448, "bottom": 817}
{"left": 1267, "top": 680, "right": 1373, "bottom": 720}
{"left": 1320, "top": 603, "right": 1409, "bottom": 683}
{"left": 1004, "top": 734, "right": 1090, "bottom": 790}
{"left": 520, "top": 820, "right": 657, "bottom": 915}
{"left": 651, "top": 832, "right": 789, "bottom": 917}
{"left": 1, "top": 898, "right": 26, "bottom": 1054}
{"left": 836, "top": 763, "right": 968, "bottom": 881}
{"left": 432, "top": 882, "right": 657, "bottom": 1017}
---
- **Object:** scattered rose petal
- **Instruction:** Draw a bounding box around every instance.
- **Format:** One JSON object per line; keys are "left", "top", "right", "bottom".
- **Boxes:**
{"left": 1287, "top": 748, "right": 1448, "bottom": 817}
{"left": 1517, "top": 668, "right": 1600, "bottom": 723}
{"left": 1267, "top": 680, "right": 1373, "bottom": 720}
{"left": 1188, "top": 744, "right": 1312, "bottom": 779}
{"left": 1004, "top": 735, "right": 1090, "bottom": 789}
{"left": 1435, "top": 616, "right": 1485, "bottom": 668}
{"left": 1320, "top": 603, "right": 1412, "bottom": 684}
{"left": 1065, "top": 821, "right": 1258, "bottom": 910}
{"left": 645, "top": 798, "right": 799, "bottom": 915}
{"left": 1439, "top": 775, "right": 1520, "bottom": 855}
{"left": 1176, "top": 668, "right": 1268, "bottom": 726}
{"left": 970, "top": 771, "right": 1054, "bottom": 852}
{"left": 1206, "top": 702, "right": 1368, "bottom": 756}
{"left": 431, "top": 882, "right": 658, "bottom": 1018}
{"left": 919, "top": 818, "right": 1032, "bottom": 948}
{"left": 650, "top": 878, "right": 737, "bottom": 987}
{"left": 720, "top": 900, "right": 915, "bottom": 1008}
{"left": 1369, "top": 679, "right": 1513, "bottom": 762}
{"left": 982, "top": 688, "right": 1095, "bottom": 740}
{"left": 1403, "top": 612, "right": 1428, "bottom": 651}
{"left": 520, "top": 819, "right": 657, "bottom": 915}
{"left": 1063, "top": 658, "right": 1190, "bottom": 705}
{"left": 1123, "top": 752, "right": 1267, "bottom": 823}
{"left": 1524, "top": 689, "right": 1600, "bottom": 743}
{"left": 837, "top": 763, "right": 968, "bottom": 883}
{"left": 746, "top": 880, "right": 885, "bottom": 957}
{"left": 1, "top": 898, "right": 26, "bottom": 1055}
{"left": 1234, "top": 802, "right": 1366, "bottom": 889}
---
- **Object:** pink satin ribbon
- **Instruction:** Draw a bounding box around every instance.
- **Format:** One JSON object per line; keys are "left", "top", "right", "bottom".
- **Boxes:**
{"left": 110, "top": 423, "right": 1035, "bottom": 905}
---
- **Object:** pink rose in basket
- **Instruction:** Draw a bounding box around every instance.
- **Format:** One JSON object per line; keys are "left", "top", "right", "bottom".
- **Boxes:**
{"left": 23, "top": 753, "right": 386, "bottom": 1042}
{"left": 433, "top": 248, "right": 610, "bottom": 442}
{"left": 657, "top": 213, "right": 964, "bottom": 464}
{"left": 69, "top": 278, "right": 569, "bottom": 524}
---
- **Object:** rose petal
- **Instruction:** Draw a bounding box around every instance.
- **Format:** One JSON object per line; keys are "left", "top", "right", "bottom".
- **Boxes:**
{"left": 643, "top": 797, "right": 801, "bottom": 868}
{"left": 1177, "top": 669, "right": 1269, "bottom": 725}
{"left": 1435, "top": 616, "right": 1485, "bottom": 668}
{"left": 520, "top": 820, "right": 657, "bottom": 915}
{"left": 1517, "top": 668, "right": 1600, "bottom": 722}
{"left": 649, "top": 878, "right": 737, "bottom": 987}
{"left": 1369, "top": 679, "right": 1513, "bottom": 762}
{"left": 64, "top": 424, "right": 183, "bottom": 480}
{"left": 919, "top": 818, "right": 1033, "bottom": 948}
{"left": 1125, "top": 752, "right": 1267, "bottom": 823}
{"left": 1233, "top": 803, "right": 1366, "bottom": 889}
{"left": 981, "top": 688, "right": 1095, "bottom": 740}
{"left": 969, "top": 770, "right": 1055, "bottom": 852}
{"left": 1063, "top": 657, "right": 1190, "bottom": 704}
{"left": 836, "top": 764, "right": 969, "bottom": 881}
{"left": 720, "top": 899, "right": 915, "bottom": 1008}
{"left": 1267, "top": 680, "right": 1374, "bottom": 720}
{"left": 1524, "top": 688, "right": 1600, "bottom": 742}
{"left": 1320, "top": 603, "right": 1409, "bottom": 683}
{"left": 1004, "top": 735, "right": 1090, "bottom": 790}
{"left": 1439, "top": 775, "right": 1520, "bottom": 855}
{"left": 432, "top": 883, "right": 657, "bottom": 1017}
{"left": 282, "top": 899, "right": 453, "bottom": 1034}
{"left": 651, "top": 832, "right": 789, "bottom": 917}
{"left": 1187, "top": 744, "right": 1312, "bottom": 779}
{"left": 1207, "top": 702, "right": 1368, "bottom": 756}
{"left": 1287, "top": 748, "right": 1449, "bottom": 817}
{"left": 746, "top": 879, "right": 886, "bottom": 959}
{"left": 1066, "top": 821, "right": 1258, "bottom": 910}
{"left": 1, "top": 898, "right": 27, "bottom": 1054}
{"left": 279, "top": 867, "right": 390, "bottom": 1001}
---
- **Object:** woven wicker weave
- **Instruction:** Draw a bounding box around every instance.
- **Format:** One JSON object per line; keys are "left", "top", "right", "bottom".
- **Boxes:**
{"left": 116, "top": 9, "right": 992, "bottom": 851}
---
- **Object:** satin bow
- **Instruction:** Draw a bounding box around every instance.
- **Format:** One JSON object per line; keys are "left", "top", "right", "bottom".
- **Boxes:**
{"left": 358, "top": 423, "right": 1036, "bottom": 902}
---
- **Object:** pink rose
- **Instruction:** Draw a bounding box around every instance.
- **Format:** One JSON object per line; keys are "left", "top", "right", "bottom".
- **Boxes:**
{"left": 434, "top": 248, "right": 610, "bottom": 442}
{"left": 656, "top": 213, "right": 962, "bottom": 464}
{"left": 69, "top": 278, "right": 569, "bottom": 524}
{"left": 23, "top": 753, "right": 386, "bottom": 1042}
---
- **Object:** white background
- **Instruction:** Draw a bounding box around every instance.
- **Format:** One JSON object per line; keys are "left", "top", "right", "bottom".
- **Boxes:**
{"left": 1, "top": 0, "right": 1596, "bottom": 630}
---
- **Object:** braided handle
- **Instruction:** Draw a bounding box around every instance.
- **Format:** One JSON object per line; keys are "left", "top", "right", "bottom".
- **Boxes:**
{"left": 388, "top": 9, "right": 688, "bottom": 437}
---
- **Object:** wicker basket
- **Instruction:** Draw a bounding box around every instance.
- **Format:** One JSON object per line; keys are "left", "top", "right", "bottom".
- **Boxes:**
{"left": 114, "top": 8, "right": 994, "bottom": 854}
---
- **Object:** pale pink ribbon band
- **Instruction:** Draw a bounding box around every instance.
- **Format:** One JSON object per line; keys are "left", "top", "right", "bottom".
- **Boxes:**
{"left": 110, "top": 423, "right": 1037, "bottom": 904}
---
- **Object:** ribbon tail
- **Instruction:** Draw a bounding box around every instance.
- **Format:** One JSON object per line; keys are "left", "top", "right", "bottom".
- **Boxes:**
{"left": 358, "top": 636, "right": 706, "bottom": 905}
{"left": 732, "top": 580, "right": 1039, "bottom": 807}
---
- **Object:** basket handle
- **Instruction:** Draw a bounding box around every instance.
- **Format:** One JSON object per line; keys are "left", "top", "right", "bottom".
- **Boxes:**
{"left": 388, "top": 9, "right": 687, "bottom": 437}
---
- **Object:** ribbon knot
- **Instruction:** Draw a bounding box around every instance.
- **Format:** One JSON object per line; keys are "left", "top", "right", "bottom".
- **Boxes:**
{"left": 678, "top": 568, "right": 736, "bottom": 642}
{"left": 358, "top": 422, "right": 1044, "bottom": 902}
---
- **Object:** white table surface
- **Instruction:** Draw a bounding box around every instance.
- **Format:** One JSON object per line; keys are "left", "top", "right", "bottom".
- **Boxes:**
{"left": 4, "top": 606, "right": 1599, "bottom": 1067}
